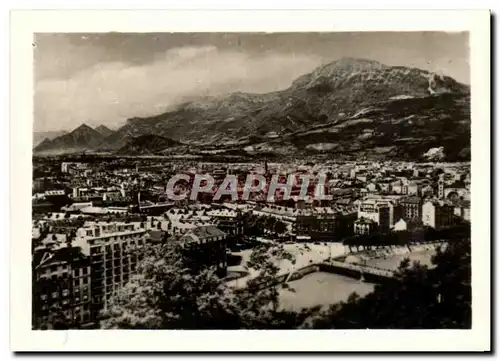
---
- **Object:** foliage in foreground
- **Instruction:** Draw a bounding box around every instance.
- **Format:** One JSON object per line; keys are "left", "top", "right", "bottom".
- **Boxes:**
{"left": 101, "top": 238, "right": 471, "bottom": 329}
{"left": 308, "top": 239, "right": 471, "bottom": 329}
{"left": 100, "top": 241, "right": 316, "bottom": 329}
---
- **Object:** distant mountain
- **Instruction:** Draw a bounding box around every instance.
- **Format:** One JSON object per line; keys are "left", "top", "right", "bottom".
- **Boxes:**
{"left": 34, "top": 124, "right": 104, "bottom": 154}
{"left": 34, "top": 137, "right": 53, "bottom": 151}
{"left": 33, "top": 58, "right": 471, "bottom": 160}
{"left": 117, "top": 134, "right": 182, "bottom": 155}
{"left": 111, "top": 58, "right": 469, "bottom": 160}
{"left": 33, "top": 130, "right": 68, "bottom": 147}
{"left": 95, "top": 125, "right": 114, "bottom": 138}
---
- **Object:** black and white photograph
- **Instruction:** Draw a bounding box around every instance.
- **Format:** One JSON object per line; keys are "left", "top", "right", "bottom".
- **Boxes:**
{"left": 10, "top": 10, "right": 490, "bottom": 352}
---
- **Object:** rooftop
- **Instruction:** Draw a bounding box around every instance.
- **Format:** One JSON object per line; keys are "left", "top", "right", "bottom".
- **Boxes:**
{"left": 400, "top": 196, "right": 422, "bottom": 204}
{"left": 181, "top": 225, "right": 226, "bottom": 244}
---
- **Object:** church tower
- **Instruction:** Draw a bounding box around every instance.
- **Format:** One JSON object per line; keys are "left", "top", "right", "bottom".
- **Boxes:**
{"left": 438, "top": 174, "right": 445, "bottom": 199}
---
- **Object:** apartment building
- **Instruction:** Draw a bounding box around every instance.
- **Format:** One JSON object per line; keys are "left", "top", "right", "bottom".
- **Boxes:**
{"left": 179, "top": 225, "right": 228, "bottom": 277}
{"left": 422, "top": 201, "right": 455, "bottom": 229}
{"left": 207, "top": 208, "right": 243, "bottom": 236}
{"left": 400, "top": 196, "right": 423, "bottom": 222}
{"left": 354, "top": 217, "right": 377, "bottom": 235}
{"left": 74, "top": 222, "right": 148, "bottom": 316}
{"left": 32, "top": 237, "right": 92, "bottom": 329}
{"left": 357, "top": 199, "right": 398, "bottom": 232}
{"left": 32, "top": 221, "right": 149, "bottom": 328}
{"left": 295, "top": 210, "right": 357, "bottom": 241}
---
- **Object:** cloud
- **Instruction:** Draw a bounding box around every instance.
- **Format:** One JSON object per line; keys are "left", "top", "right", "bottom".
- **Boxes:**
{"left": 34, "top": 45, "right": 323, "bottom": 132}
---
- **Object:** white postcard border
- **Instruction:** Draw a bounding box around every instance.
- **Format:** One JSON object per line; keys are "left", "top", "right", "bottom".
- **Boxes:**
{"left": 10, "top": 9, "right": 491, "bottom": 352}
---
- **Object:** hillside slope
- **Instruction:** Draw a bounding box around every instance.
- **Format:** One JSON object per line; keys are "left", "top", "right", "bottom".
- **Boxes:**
{"left": 117, "top": 134, "right": 182, "bottom": 155}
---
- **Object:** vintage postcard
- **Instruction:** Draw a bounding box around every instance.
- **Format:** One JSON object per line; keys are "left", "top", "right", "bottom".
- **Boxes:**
{"left": 10, "top": 10, "right": 490, "bottom": 352}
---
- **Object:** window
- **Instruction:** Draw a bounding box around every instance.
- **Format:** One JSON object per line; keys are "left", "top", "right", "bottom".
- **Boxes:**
{"left": 82, "top": 268, "right": 88, "bottom": 275}
{"left": 51, "top": 291, "right": 58, "bottom": 299}
{"left": 40, "top": 294, "right": 47, "bottom": 301}
{"left": 74, "top": 269, "right": 80, "bottom": 277}
{"left": 51, "top": 266, "right": 58, "bottom": 273}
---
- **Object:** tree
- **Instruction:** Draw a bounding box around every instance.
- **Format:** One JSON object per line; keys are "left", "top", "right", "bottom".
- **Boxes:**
{"left": 265, "top": 217, "right": 277, "bottom": 234}
{"left": 274, "top": 221, "right": 287, "bottom": 236}
{"left": 309, "top": 238, "right": 471, "bottom": 329}
{"left": 235, "top": 243, "right": 299, "bottom": 326}
{"left": 101, "top": 240, "right": 245, "bottom": 329}
{"left": 100, "top": 239, "right": 312, "bottom": 329}
{"left": 46, "top": 304, "right": 73, "bottom": 330}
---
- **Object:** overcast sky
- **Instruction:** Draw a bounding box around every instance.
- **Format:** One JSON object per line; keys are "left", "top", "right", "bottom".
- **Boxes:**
{"left": 34, "top": 32, "right": 469, "bottom": 132}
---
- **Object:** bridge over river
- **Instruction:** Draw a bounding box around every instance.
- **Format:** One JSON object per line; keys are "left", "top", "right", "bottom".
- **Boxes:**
{"left": 323, "top": 260, "right": 396, "bottom": 281}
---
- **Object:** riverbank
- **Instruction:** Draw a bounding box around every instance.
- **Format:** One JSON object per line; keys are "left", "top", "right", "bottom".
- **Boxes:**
{"left": 226, "top": 242, "right": 346, "bottom": 289}
{"left": 341, "top": 242, "right": 446, "bottom": 271}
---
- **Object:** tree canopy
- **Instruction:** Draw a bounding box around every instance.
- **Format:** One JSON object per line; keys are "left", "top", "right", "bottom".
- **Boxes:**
{"left": 100, "top": 240, "right": 313, "bottom": 329}
{"left": 308, "top": 238, "right": 471, "bottom": 329}
{"left": 100, "top": 237, "right": 471, "bottom": 329}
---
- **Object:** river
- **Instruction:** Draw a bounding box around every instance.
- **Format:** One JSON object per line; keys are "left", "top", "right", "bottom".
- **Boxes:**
{"left": 279, "top": 271, "right": 375, "bottom": 310}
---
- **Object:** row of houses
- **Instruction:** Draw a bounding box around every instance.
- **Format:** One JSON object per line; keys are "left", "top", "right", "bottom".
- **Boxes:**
{"left": 353, "top": 195, "right": 470, "bottom": 235}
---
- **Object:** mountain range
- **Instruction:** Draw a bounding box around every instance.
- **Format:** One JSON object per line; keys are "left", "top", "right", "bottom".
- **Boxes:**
{"left": 34, "top": 124, "right": 106, "bottom": 154}
{"left": 33, "top": 58, "right": 471, "bottom": 161}
{"left": 95, "top": 125, "right": 114, "bottom": 138}
{"left": 33, "top": 130, "right": 68, "bottom": 147}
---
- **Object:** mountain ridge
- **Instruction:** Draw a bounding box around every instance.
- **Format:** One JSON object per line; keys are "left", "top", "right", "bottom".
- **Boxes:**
{"left": 33, "top": 58, "right": 470, "bottom": 160}
{"left": 34, "top": 123, "right": 105, "bottom": 153}
{"left": 117, "top": 134, "right": 183, "bottom": 155}
{"left": 95, "top": 125, "right": 114, "bottom": 138}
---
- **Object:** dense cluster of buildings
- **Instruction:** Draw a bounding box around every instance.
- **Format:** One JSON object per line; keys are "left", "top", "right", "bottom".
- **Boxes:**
{"left": 32, "top": 157, "right": 470, "bottom": 328}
